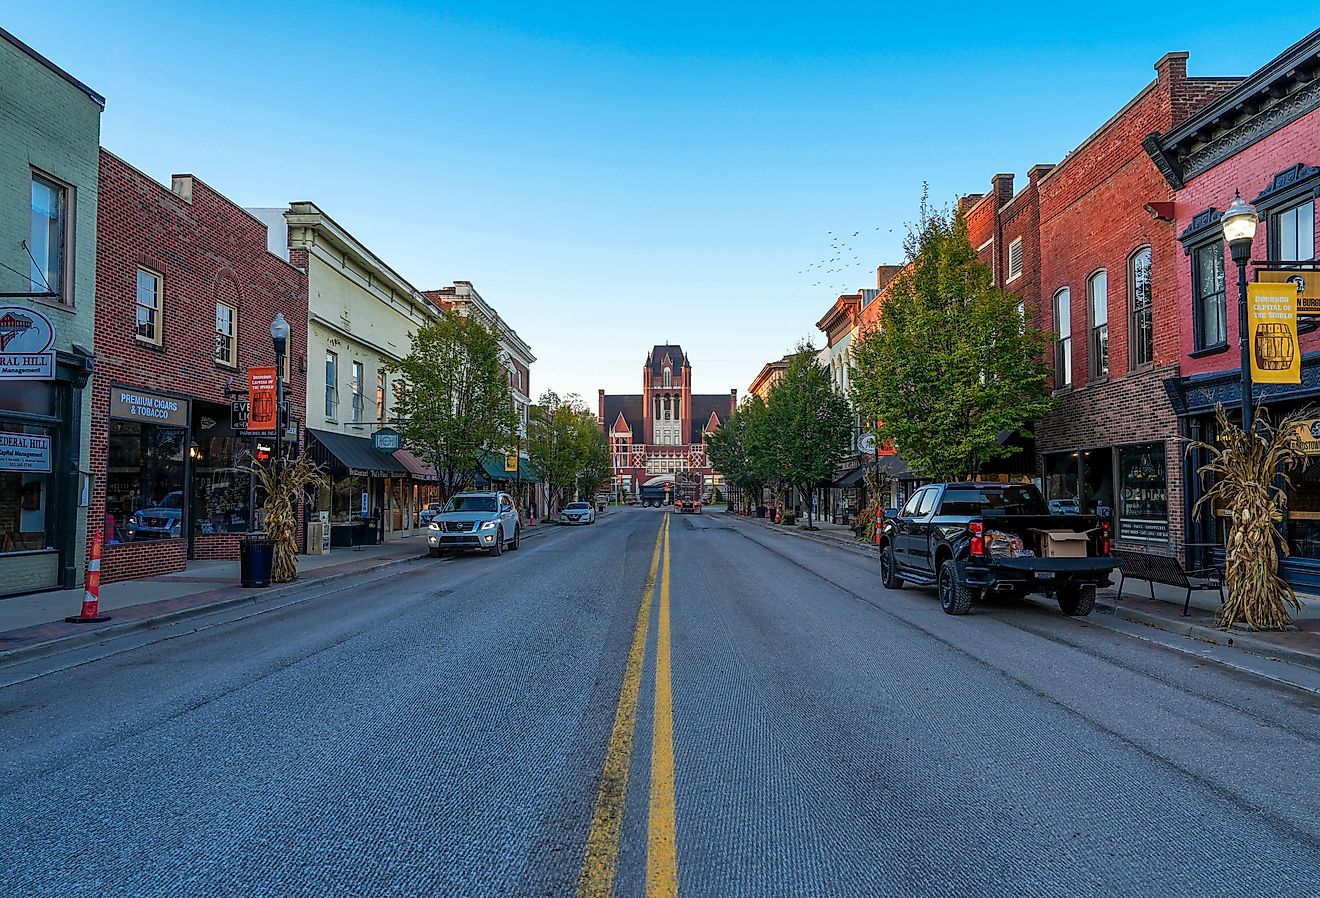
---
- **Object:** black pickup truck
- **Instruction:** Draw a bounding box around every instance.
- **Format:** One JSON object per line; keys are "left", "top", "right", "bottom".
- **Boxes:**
{"left": 878, "top": 482, "right": 1120, "bottom": 616}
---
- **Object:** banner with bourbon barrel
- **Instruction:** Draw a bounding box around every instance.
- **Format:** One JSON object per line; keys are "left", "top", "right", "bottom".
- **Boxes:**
{"left": 247, "top": 366, "right": 279, "bottom": 433}
{"left": 1247, "top": 282, "right": 1300, "bottom": 385}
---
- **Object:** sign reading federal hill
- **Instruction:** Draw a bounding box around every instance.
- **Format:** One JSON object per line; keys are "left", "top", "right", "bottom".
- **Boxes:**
{"left": 0, "top": 305, "right": 56, "bottom": 380}
{"left": 109, "top": 387, "right": 191, "bottom": 427}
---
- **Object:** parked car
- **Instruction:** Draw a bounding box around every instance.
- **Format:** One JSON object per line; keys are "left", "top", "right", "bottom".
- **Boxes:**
{"left": 878, "top": 482, "right": 1120, "bottom": 616}
{"left": 561, "top": 501, "right": 595, "bottom": 525}
{"left": 427, "top": 491, "right": 520, "bottom": 557}
{"left": 419, "top": 502, "right": 443, "bottom": 525}
{"left": 1048, "top": 497, "right": 1081, "bottom": 515}
{"left": 126, "top": 491, "right": 184, "bottom": 541}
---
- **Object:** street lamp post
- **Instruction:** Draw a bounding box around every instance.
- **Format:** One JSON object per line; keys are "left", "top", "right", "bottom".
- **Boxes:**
{"left": 270, "top": 313, "right": 290, "bottom": 471}
{"left": 1222, "top": 192, "right": 1259, "bottom": 434}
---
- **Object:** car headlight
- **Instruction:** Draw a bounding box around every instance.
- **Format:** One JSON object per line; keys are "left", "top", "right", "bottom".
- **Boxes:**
{"left": 130, "top": 514, "right": 144, "bottom": 526}
{"left": 479, "top": 520, "right": 498, "bottom": 530}
{"left": 429, "top": 522, "right": 440, "bottom": 530}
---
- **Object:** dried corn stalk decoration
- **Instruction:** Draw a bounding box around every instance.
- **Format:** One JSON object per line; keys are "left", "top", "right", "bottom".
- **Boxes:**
{"left": 1188, "top": 404, "right": 1314, "bottom": 630}
{"left": 862, "top": 465, "right": 895, "bottom": 543}
{"left": 246, "top": 453, "right": 327, "bottom": 584}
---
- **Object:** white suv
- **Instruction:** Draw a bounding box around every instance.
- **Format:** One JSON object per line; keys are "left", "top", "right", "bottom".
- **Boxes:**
{"left": 428, "top": 491, "right": 520, "bottom": 557}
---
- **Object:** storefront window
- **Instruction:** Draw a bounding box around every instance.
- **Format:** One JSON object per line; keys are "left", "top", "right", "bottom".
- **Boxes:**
{"left": 192, "top": 437, "right": 252, "bottom": 534}
{"left": 1043, "top": 452, "right": 1080, "bottom": 514}
{"left": 1082, "top": 447, "right": 1114, "bottom": 521}
{"left": 1286, "top": 460, "right": 1320, "bottom": 559}
{"left": 1116, "top": 443, "right": 1168, "bottom": 543}
{"left": 330, "top": 475, "right": 368, "bottom": 523}
{"left": 0, "top": 423, "right": 53, "bottom": 553}
{"left": 107, "top": 420, "right": 186, "bottom": 543}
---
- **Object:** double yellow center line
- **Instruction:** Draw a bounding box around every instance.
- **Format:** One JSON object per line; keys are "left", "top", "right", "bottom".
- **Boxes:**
{"left": 577, "top": 513, "right": 679, "bottom": 898}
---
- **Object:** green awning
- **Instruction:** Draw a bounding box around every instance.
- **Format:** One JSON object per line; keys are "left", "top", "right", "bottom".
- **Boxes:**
{"left": 477, "top": 450, "right": 539, "bottom": 484}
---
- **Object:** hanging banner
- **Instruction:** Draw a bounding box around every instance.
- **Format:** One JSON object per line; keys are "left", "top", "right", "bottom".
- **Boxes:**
{"left": 1259, "top": 270, "right": 1320, "bottom": 316}
{"left": 247, "top": 367, "right": 278, "bottom": 432}
{"left": 1247, "top": 282, "right": 1300, "bottom": 384}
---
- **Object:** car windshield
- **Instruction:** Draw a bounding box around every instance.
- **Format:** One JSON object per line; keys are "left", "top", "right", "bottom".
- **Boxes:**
{"left": 939, "top": 486, "right": 1048, "bottom": 516}
{"left": 157, "top": 493, "right": 183, "bottom": 509}
{"left": 566, "top": 503, "right": 590, "bottom": 510}
{"left": 445, "top": 496, "right": 497, "bottom": 513}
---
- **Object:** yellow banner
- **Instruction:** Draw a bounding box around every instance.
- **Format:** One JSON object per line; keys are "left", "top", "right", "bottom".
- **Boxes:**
{"left": 504, "top": 452, "right": 519, "bottom": 472}
{"left": 1259, "top": 270, "right": 1320, "bottom": 315}
{"left": 1248, "top": 282, "right": 1300, "bottom": 384}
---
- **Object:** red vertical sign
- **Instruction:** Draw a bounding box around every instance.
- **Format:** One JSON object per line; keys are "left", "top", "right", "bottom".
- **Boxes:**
{"left": 248, "top": 366, "right": 278, "bottom": 431}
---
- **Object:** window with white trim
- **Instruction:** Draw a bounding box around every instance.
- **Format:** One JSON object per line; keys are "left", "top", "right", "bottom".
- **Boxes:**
{"left": 135, "top": 268, "right": 162, "bottom": 345}
{"left": 1088, "top": 271, "right": 1108, "bottom": 380}
{"left": 1007, "top": 237, "right": 1023, "bottom": 282}
{"left": 1053, "top": 288, "right": 1072, "bottom": 388}
{"left": 214, "top": 302, "right": 236, "bottom": 365}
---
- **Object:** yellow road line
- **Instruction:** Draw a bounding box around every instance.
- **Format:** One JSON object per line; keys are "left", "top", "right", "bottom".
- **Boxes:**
{"left": 576, "top": 516, "right": 666, "bottom": 898}
{"left": 647, "top": 513, "right": 679, "bottom": 897}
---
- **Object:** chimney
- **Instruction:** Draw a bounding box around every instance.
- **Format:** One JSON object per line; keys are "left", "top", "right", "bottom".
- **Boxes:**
{"left": 991, "top": 173, "right": 1014, "bottom": 206}
{"left": 1028, "top": 163, "right": 1055, "bottom": 184}
{"left": 876, "top": 264, "right": 902, "bottom": 293}
{"left": 730, "top": 389, "right": 738, "bottom": 412}
{"left": 1154, "top": 51, "right": 1188, "bottom": 88}
{"left": 598, "top": 389, "right": 605, "bottom": 424}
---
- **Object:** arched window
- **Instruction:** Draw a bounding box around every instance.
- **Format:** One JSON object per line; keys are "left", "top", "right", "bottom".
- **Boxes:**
{"left": 1129, "top": 247, "right": 1153, "bottom": 368}
{"left": 664, "top": 367, "right": 671, "bottom": 388}
{"left": 1053, "top": 288, "right": 1072, "bottom": 388}
{"left": 1087, "top": 271, "right": 1108, "bottom": 380}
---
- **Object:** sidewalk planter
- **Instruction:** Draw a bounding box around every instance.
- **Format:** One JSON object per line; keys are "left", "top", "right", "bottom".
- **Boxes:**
{"left": 239, "top": 537, "right": 276, "bottom": 588}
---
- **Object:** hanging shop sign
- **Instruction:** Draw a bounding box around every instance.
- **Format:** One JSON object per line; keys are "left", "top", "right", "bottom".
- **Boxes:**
{"left": 1295, "top": 419, "right": 1320, "bottom": 456}
{"left": 247, "top": 367, "right": 278, "bottom": 432}
{"left": 0, "top": 433, "right": 51, "bottom": 472}
{"left": 0, "top": 305, "right": 56, "bottom": 380}
{"left": 109, "top": 387, "right": 190, "bottom": 427}
{"left": 1247, "top": 282, "right": 1300, "bottom": 385}
{"left": 504, "top": 452, "right": 519, "bottom": 473}
{"left": 371, "top": 427, "right": 401, "bottom": 451}
{"left": 1259, "top": 270, "right": 1320, "bottom": 316}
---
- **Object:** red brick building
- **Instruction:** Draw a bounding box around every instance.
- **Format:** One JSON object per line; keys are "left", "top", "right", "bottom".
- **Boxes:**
{"left": 598, "top": 345, "right": 736, "bottom": 498}
{"left": 1032, "top": 52, "right": 1239, "bottom": 555}
{"left": 1145, "top": 28, "right": 1320, "bottom": 585}
{"left": 90, "top": 150, "right": 308, "bottom": 582}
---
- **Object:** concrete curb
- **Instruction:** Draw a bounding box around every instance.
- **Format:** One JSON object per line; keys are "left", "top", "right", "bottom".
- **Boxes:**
{"left": 727, "top": 512, "right": 882, "bottom": 561}
{"left": 0, "top": 524, "right": 560, "bottom": 668}
{"left": 1095, "top": 600, "right": 1320, "bottom": 673}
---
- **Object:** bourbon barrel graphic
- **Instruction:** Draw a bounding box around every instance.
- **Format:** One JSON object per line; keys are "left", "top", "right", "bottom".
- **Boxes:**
{"left": 1254, "top": 322, "right": 1295, "bottom": 371}
{"left": 251, "top": 391, "right": 275, "bottom": 423}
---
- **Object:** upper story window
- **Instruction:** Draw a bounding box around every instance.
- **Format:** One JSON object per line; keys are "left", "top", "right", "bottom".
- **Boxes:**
{"left": 1129, "top": 248, "right": 1153, "bottom": 369}
{"left": 325, "top": 351, "right": 339, "bottom": 419}
{"left": 663, "top": 367, "right": 672, "bottom": 388}
{"left": 1271, "top": 199, "right": 1315, "bottom": 262}
{"left": 1053, "top": 288, "right": 1072, "bottom": 389}
{"left": 1087, "top": 271, "right": 1108, "bottom": 380}
{"left": 1007, "top": 237, "right": 1024, "bottom": 282}
{"left": 376, "top": 369, "right": 386, "bottom": 423}
{"left": 351, "top": 361, "right": 365, "bottom": 423}
{"left": 135, "top": 268, "right": 162, "bottom": 346}
{"left": 214, "top": 302, "right": 236, "bottom": 366}
{"left": 29, "top": 172, "right": 68, "bottom": 303}
{"left": 1193, "top": 241, "right": 1227, "bottom": 350}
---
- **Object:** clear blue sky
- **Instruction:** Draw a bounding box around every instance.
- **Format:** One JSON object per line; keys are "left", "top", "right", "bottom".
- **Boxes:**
{"left": 8, "top": 4, "right": 1317, "bottom": 402}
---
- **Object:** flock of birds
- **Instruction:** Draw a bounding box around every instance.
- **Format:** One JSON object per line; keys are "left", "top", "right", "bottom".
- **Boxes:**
{"left": 797, "top": 226, "right": 895, "bottom": 295}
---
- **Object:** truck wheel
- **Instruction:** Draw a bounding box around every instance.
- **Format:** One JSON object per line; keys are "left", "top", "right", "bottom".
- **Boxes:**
{"left": 880, "top": 545, "right": 904, "bottom": 590}
{"left": 489, "top": 529, "right": 503, "bottom": 557}
{"left": 508, "top": 526, "right": 520, "bottom": 551}
{"left": 1057, "top": 583, "right": 1096, "bottom": 616}
{"left": 938, "top": 559, "right": 974, "bottom": 616}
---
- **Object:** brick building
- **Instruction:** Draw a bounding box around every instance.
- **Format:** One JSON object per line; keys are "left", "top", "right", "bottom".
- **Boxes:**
{"left": 598, "top": 345, "right": 736, "bottom": 498}
{"left": 90, "top": 151, "right": 308, "bottom": 582}
{"left": 1145, "top": 27, "right": 1320, "bottom": 585}
{"left": 1032, "top": 52, "right": 1240, "bottom": 556}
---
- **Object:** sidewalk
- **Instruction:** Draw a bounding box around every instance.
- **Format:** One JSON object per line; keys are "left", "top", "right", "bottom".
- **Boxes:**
{"left": 725, "top": 510, "right": 1320, "bottom": 672}
{"left": 0, "top": 521, "right": 560, "bottom": 663}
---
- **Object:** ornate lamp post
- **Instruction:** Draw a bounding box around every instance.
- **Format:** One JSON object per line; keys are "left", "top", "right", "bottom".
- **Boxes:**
{"left": 270, "top": 313, "right": 290, "bottom": 470}
{"left": 1221, "top": 192, "right": 1259, "bottom": 433}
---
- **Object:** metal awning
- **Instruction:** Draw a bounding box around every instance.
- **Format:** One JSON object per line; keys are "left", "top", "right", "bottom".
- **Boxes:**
{"left": 477, "top": 450, "right": 540, "bottom": 484}
{"left": 393, "top": 448, "right": 439, "bottom": 482}
{"left": 306, "top": 428, "right": 409, "bottom": 478}
{"left": 832, "top": 465, "right": 866, "bottom": 488}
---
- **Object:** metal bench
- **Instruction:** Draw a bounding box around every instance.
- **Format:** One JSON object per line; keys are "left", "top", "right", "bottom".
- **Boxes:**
{"left": 1111, "top": 549, "right": 1223, "bottom": 616}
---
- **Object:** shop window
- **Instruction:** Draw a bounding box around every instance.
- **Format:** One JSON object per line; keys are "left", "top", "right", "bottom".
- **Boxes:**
{"left": 1193, "top": 242, "right": 1227, "bottom": 350}
{"left": 325, "top": 351, "right": 339, "bottom": 419}
{"left": 106, "top": 420, "right": 186, "bottom": 544}
{"left": 1042, "top": 452, "right": 1080, "bottom": 513}
{"left": 29, "top": 171, "right": 67, "bottom": 302}
{"left": 1053, "top": 288, "right": 1071, "bottom": 388}
{"left": 135, "top": 268, "right": 162, "bottom": 345}
{"left": 1270, "top": 199, "right": 1315, "bottom": 262}
{"left": 215, "top": 302, "right": 236, "bottom": 366}
{"left": 351, "top": 361, "right": 365, "bottom": 423}
{"left": 1128, "top": 248, "right": 1153, "bottom": 368}
{"left": 1285, "top": 458, "right": 1320, "bottom": 559}
{"left": 1087, "top": 271, "right": 1108, "bottom": 380}
{"left": 1116, "top": 443, "right": 1168, "bottom": 543}
{"left": 0, "top": 423, "right": 54, "bottom": 554}
{"left": 191, "top": 436, "right": 252, "bottom": 534}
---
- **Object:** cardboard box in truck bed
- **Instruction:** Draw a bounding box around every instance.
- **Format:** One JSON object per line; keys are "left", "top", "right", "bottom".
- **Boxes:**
{"left": 1029, "top": 529, "right": 1091, "bottom": 558}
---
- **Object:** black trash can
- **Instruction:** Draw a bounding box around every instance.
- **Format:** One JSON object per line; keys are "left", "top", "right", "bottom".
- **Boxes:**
{"left": 240, "top": 536, "right": 276, "bottom": 588}
{"left": 756, "top": 505, "right": 766, "bottom": 518}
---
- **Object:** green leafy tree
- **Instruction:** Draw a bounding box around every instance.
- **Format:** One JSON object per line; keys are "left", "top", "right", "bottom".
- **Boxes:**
{"left": 391, "top": 313, "right": 517, "bottom": 497}
{"left": 706, "top": 395, "right": 773, "bottom": 513}
{"left": 528, "top": 391, "right": 608, "bottom": 514}
{"left": 764, "top": 344, "right": 854, "bottom": 528}
{"left": 850, "top": 196, "right": 1053, "bottom": 481}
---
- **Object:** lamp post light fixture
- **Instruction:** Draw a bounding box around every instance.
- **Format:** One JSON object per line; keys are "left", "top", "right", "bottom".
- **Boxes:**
{"left": 270, "top": 313, "right": 291, "bottom": 470}
{"left": 1222, "top": 192, "right": 1259, "bottom": 434}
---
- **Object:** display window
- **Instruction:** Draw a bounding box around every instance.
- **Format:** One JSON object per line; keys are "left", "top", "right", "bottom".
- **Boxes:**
{"left": 0, "top": 422, "right": 54, "bottom": 554}
{"left": 1116, "top": 442, "right": 1169, "bottom": 543}
{"left": 191, "top": 436, "right": 253, "bottom": 534}
{"left": 107, "top": 420, "right": 186, "bottom": 543}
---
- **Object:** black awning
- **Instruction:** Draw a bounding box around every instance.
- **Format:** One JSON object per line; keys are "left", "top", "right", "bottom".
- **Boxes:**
{"left": 832, "top": 465, "right": 866, "bottom": 487}
{"left": 306, "top": 428, "right": 409, "bottom": 478}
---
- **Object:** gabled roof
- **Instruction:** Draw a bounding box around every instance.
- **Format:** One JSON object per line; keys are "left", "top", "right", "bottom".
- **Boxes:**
{"left": 646, "top": 344, "right": 687, "bottom": 375}
{"left": 688, "top": 395, "right": 731, "bottom": 444}
{"left": 612, "top": 411, "right": 632, "bottom": 434}
{"left": 602, "top": 395, "right": 642, "bottom": 438}
{"left": 703, "top": 410, "right": 722, "bottom": 433}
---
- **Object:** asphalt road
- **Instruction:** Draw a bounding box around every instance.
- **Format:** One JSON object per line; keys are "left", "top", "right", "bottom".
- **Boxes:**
{"left": 3, "top": 508, "right": 1319, "bottom": 897}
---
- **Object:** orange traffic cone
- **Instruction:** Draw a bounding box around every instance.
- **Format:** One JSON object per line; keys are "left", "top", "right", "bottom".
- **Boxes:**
{"left": 66, "top": 529, "right": 111, "bottom": 623}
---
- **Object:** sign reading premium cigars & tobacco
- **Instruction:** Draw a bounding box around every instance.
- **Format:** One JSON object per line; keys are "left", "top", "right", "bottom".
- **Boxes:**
{"left": 109, "top": 387, "right": 190, "bottom": 427}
